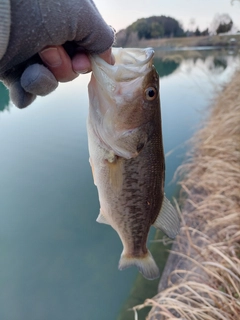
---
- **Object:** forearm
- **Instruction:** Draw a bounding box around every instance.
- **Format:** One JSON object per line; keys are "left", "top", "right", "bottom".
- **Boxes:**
{"left": 0, "top": 0, "right": 11, "bottom": 60}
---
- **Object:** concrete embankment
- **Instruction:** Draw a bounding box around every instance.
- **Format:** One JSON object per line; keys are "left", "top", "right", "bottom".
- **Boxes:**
{"left": 134, "top": 69, "right": 240, "bottom": 319}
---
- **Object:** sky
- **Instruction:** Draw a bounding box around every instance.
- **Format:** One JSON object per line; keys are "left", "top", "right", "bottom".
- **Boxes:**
{"left": 94, "top": 0, "right": 240, "bottom": 32}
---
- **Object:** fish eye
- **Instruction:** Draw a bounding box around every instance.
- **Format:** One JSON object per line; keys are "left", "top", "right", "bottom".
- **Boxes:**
{"left": 145, "top": 87, "right": 157, "bottom": 101}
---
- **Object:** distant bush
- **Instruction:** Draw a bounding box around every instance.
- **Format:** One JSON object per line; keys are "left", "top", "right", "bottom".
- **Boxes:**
{"left": 192, "top": 27, "right": 209, "bottom": 37}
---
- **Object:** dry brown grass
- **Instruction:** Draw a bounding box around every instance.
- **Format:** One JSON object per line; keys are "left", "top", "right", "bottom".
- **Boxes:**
{"left": 133, "top": 69, "right": 240, "bottom": 319}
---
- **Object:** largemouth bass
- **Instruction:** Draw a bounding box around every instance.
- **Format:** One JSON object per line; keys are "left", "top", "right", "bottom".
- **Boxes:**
{"left": 87, "top": 47, "right": 180, "bottom": 280}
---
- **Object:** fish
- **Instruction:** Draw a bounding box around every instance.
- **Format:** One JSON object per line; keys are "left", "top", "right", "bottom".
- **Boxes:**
{"left": 87, "top": 47, "right": 180, "bottom": 280}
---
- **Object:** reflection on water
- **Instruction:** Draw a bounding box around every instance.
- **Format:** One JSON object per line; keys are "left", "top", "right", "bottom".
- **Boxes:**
{"left": 156, "top": 48, "right": 239, "bottom": 198}
{"left": 0, "top": 49, "right": 239, "bottom": 320}
{"left": 154, "top": 47, "right": 240, "bottom": 79}
{"left": 0, "top": 82, "right": 9, "bottom": 112}
{"left": 154, "top": 59, "right": 179, "bottom": 77}
{"left": 213, "top": 57, "right": 227, "bottom": 69}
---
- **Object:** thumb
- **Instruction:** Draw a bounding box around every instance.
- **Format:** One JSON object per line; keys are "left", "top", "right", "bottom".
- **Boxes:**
{"left": 21, "top": 64, "right": 58, "bottom": 96}
{"left": 9, "top": 80, "right": 36, "bottom": 109}
{"left": 3, "top": 63, "right": 58, "bottom": 108}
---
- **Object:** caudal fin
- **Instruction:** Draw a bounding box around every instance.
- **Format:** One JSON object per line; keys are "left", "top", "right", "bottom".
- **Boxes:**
{"left": 118, "top": 250, "right": 159, "bottom": 280}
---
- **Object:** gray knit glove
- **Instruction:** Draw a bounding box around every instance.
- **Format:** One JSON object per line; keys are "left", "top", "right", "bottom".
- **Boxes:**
{"left": 0, "top": 0, "right": 114, "bottom": 108}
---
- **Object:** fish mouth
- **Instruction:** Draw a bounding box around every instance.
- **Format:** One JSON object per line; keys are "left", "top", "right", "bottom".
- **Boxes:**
{"left": 112, "top": 47, "right": 155, "bottom": 67}
{"left": 90, "top": 47, "right": 155, "bottom": 84}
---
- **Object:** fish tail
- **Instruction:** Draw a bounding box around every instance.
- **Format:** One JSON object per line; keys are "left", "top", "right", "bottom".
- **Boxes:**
{"left": 118, "top": 250, "right": 159, "bottom": 280}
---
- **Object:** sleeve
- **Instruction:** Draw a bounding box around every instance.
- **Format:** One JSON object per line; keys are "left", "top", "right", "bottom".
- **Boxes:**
{"left": 0, "top": 0, "right": 11, "bottom": 60}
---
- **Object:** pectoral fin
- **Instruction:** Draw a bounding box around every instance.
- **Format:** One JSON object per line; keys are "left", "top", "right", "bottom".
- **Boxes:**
{"left": 96, "top": 210, "right": 110, "bottom": 225}
{"left": 153, "top": 195, "right": 180, "bottom": 239}
{"left": 105, "top": 153, "right": 123, "bottom": 191}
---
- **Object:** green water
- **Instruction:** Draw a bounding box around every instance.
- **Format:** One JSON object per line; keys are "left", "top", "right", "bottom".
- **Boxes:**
{"left": 0, "top": 48, "right": 239, "bottom": 320}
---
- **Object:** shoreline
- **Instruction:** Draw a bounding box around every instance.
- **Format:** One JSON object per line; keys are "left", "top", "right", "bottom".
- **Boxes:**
{"left": 115, "top": 33, "right": 240, "bottom": 50}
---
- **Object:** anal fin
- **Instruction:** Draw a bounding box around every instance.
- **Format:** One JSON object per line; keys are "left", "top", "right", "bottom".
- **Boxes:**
{"left": 153, "top": 195, "right": 180, "bottom": 239}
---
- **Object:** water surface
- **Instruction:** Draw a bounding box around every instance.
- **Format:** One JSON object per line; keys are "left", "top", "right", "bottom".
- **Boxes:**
{"left": 0, "top": 48, "right": 239, "bottom": 320}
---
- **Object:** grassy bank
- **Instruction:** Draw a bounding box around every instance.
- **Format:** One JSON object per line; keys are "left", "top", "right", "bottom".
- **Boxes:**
{"left": 116, "top": 33, "right": 240, "bottom": 50}
{"left": 133, "top": 68, "right": 240, "bottom": 319}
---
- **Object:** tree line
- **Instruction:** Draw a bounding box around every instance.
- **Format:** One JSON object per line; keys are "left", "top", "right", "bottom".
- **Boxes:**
{"left": 124, "top": 15, "right": 234, "bottom": 40}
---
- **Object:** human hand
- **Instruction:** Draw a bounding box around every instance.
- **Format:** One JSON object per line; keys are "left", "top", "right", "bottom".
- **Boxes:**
{"left": 0, "top": 0, "right": 115, "bottom": 108}
{"left": 38, "top": 46, "right": 114, "bottom": 82}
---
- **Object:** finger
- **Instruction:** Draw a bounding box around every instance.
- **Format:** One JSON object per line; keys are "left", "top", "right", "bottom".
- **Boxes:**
{"left": 9, "top": 80, "right": 36, "bottom": 109}
{"left": 21, "top": 64, "right": 58, "bottom": 96}
{"left": 39, "top": 46, "right": 78, "bottom": 82}
{"left": 72, "top": 48, "right": 114, "bottom": 74}
{"left": 72, "top": 53, "right": 92, "bottom": 74}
